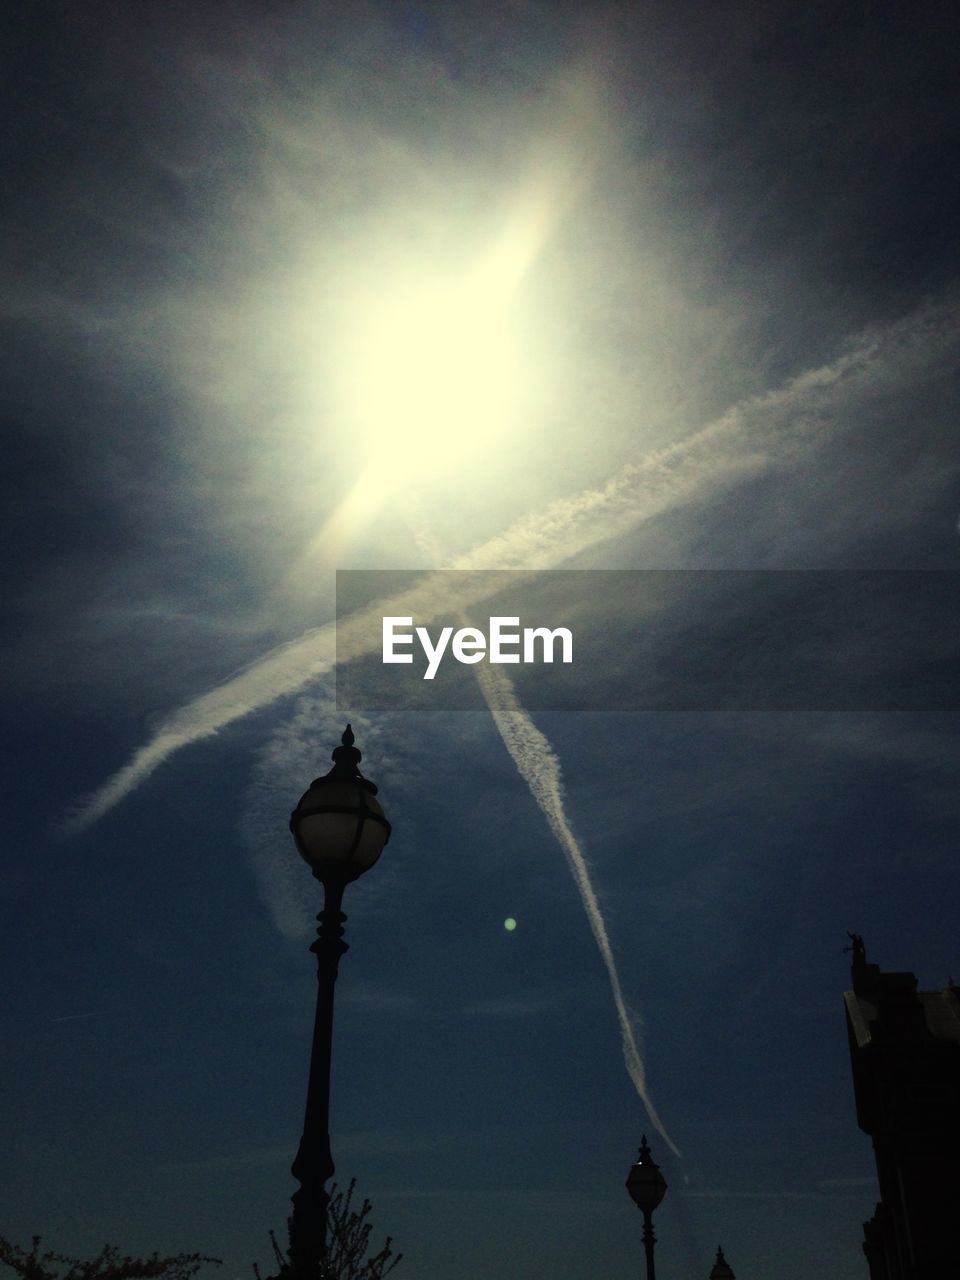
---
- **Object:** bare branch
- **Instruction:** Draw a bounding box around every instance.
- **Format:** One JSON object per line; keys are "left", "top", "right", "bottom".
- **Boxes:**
{"left": 0, "top": 1238, "right": 220, "bottom": 1280}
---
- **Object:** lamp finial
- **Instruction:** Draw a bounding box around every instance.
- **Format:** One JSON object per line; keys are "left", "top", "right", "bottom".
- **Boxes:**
{"left": 327, "top": 723, "right": 368, "bottom": 784}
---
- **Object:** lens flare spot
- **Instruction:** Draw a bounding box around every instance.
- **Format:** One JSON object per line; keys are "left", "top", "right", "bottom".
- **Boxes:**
{"left": 503, "top": 917, "right": 517, "bottom": 932}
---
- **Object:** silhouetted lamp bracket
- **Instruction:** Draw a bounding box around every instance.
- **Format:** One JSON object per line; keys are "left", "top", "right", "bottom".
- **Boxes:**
{"left": 290, "top": 725, "right": 392, "bottom": 885}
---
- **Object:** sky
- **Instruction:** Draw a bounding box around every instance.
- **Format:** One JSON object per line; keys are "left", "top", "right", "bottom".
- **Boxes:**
{"left": 2, "top": 3, "right": 959, "bottom": 1279}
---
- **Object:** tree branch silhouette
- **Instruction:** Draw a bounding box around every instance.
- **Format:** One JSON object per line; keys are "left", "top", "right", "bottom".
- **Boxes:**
{"left": 255, "top": 1179, "right": 401, "bottom": 1280}
{"left": 0, "top": 1237, "right": 220, "bottom": 1280}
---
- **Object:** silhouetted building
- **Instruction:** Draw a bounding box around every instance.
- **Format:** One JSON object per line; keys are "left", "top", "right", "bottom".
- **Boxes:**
{"left": 709, "top": 1245, "right": 735, "bottom": 1278}
{"left": 844, "top": 936, "right": 960, "bottom": 1279}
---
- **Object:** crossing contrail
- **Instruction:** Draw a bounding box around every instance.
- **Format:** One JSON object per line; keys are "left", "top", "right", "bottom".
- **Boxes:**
{"left": 404, "top": 502, "right": 680, "bottom": 1152}
{"left": 65, "top": 295, "right": 958, "bottom": 834}
{"left": 65, "top": 295, "right": 957, "bottom": 1151}
{"left": 401, "top": 496, "right": 680, "bottom": 1152}
{"left": 472, "top": 657, "right": 681, "bottom": 1154}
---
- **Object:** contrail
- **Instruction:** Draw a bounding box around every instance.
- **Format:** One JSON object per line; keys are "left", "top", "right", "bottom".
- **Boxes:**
{"left": 65, "top": 295, "right": 959, "bottom": 831}
{"left": 473, "top": 659, "right": 681, "bottom": 1155}
{"left": 65, "top": 295, "right": 957, "bottom": 1152}
{"left": 406, "top": 504, "right": 680, "bottom": 1152}
{"left": 64, "top": 570, "right": 530, "bottom": 831}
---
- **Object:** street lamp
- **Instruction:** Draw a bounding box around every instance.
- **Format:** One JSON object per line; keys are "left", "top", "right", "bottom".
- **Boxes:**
{"left": 626, "top": 1134, "right": 668, "bottom": 1280}
{"left": 286, "top": 725, "right": 392, "bottom": 1280}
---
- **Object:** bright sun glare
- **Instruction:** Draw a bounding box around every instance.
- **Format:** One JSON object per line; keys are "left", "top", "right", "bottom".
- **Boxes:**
{"left": 329, "top": 195, "right": 557, "bottom": 496}
{"left": 289, "top": 218, "right": 553, "bottom": 572}
{"left": 369, "top": 285, "right": 513, "bottom": 461}
{"left": 337, "top": 261, "right": 523, "bottom": 485}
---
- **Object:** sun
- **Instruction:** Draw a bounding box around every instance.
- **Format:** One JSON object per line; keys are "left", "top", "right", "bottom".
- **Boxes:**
{"left": 335, "top": 259, "right": 524, "bottom": 486}
{"left": 330, "top": 207, "right": 555, "bottom": 491}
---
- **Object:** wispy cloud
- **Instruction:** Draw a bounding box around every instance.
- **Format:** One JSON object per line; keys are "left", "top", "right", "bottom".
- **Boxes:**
{"left": 683, "top": 1189, "right": 817, "bottom": 1200}
{"left": 61, "top": 295, "right": 959, "bottom": 1160}
{"left": 337, "top": 982, "right": 423, "bottom": 1016}
{"left": 238, "top": 690, "right": 416, "bottom": 938}
{"left": 461, "top": 986, "right": 576, "bottom": 1018}
{"left": 818, "top": 1175, "right": 878, "bottom": 1190}
{"left": 65, "top": 294, "right": 960, "bottom": 833}
{"left": 163, "top": 1145, "right": 293, "bottom": 1173}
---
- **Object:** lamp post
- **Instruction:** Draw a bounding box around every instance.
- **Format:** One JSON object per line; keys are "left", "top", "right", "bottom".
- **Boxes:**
{"left": 286, "top": 725, "right": 391, "bottom": 1280}
{"left": 626, "top": 1135, "right": 668, "bottom": 1280}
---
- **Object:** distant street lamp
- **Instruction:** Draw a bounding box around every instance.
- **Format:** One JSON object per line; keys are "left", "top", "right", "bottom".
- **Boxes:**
{"left": 286, "top": 726, "right": 392, "bottom": 1280}
{"left": 626, "top": 1135, "right": 668, "bottom": 1280}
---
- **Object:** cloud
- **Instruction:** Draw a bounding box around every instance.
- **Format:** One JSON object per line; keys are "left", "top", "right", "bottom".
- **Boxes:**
{"left": 65, "top": 293, "right": 960, "bottom": 832}
{"left": 162, "top": 1145, "right": 293, "bottom": 1173}
{"left": 337, "top": 982, "right": 423, "bottom": 1016}
{"left": 60, "top": 294, "right": 960, "bottom": 1160}
{"left": 818, "top": 1176, "right": 878, "bottom": 1190}
{"left": 237, "top": 689, "right": 432, "bottom": 938}
{"left": 461, "top": 986, "right": 576, "bottom": 1018}
{"left": 682, "top": 1190, "right": 817, "bottom": 1200}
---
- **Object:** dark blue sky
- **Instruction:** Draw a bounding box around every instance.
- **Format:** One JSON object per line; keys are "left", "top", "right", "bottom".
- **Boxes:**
{"left": 2, "top": 4, "right": 959, "bottom": 1279}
